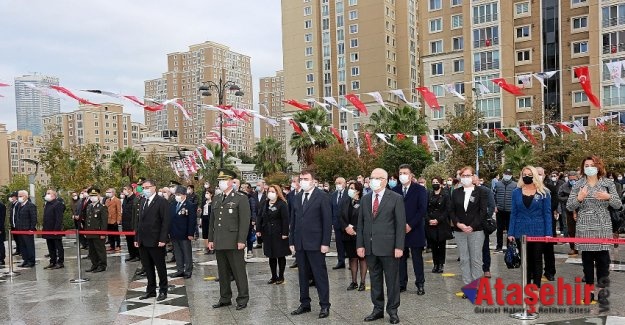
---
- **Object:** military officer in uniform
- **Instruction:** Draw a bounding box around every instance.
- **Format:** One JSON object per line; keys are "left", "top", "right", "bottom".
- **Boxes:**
{"left": 85, "top": 188, "right": 108, "bottom": 273}
{"left": 208, "top": 169, "right": 252, "bottom": 311}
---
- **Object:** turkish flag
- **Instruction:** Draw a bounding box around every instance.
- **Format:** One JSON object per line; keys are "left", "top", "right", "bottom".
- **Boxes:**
{"left": 396, "top": 133, "right": 406, "bottom": 140}
{"left": 330, "top": 127, "right": 344, "bottom": 144}
{"left": 289, "top": 119, "right": 303, "bottom": 135}
{"left": 573, "top": 66, "right": 601, "bottom": 108}
{"left": 520, "top": 126, "right": 538, "bottom": 145}
{"left": 283, "top": 99, "right": 311, "bottom": 111}
{"left": 493, "top": 128, "right": 509, "bottom": 143}
{"left": 364, "top": 132, "right": 375, "bottom": 155}
{"left": 492, "top": 78, "right": 524, "bottom": 96}
{"left": 421, "top": 135, "right": 430, "bottom": 152}
{"left": 485, "top": 39, "right": 491, "bottom": 46}
{"left": 416, "top": 87, "right": 441, "bottom": 110}
{"left": 344, "top": 94, "right": 368, "bottom": 115}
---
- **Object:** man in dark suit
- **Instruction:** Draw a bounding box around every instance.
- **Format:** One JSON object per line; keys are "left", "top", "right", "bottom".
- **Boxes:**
{"left": 42, "top": 189, "right": 66, "bottom": 269}
{"left": 169, "top": 185, "right": 197, "bottom": 279}
{"left": 357, "top": 168, "right": 406, "bottom": 324}
{"left": 208, "top": 169, "right": 251, "bottom": 310}
{"left": 8, "top": 192, "right": 20, "bottom": 257}
{"left": 135, "top": 180, "right": 171, "bottom": 302}
{"left": 253, "top": 180, "right": 267, "bottom": 249}
{"left": 286, "top": 175, "right": 300, "bottom": 268}
{"left": 289, "top": 169, "right": 332, "bottom": 319}
{"left": 73, "top": 188, "right": 90, "bottom": 250}
{"left": 392, "top": 164, "right": 428, "bottom": 295}
{"left": 331, "top": 177, "right": 350, "bottom": 269}
{"left": 16, "top": 190, "right": 37, "bottom": 268}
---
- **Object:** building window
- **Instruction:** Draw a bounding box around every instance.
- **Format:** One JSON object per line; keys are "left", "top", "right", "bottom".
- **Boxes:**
{"left": 304, "top": 20, "right": 312, "bottom": 29}
{"left": 572, "top": 41, "right": 588, "bottom": 55}
{"left": 431, "top": 62, "right": 443, "bottom": 76}
{"left": 432, "top": 85, "right": 445, "bottom": 97}
{"left": 451, "top": 0, "right": 462, "bottom": 7}
{"left": 514, "top": 2, "right": 530, "bottom": 17}
{"left": 432, "top": 106, "right": 445, "bottom": 119}
{"left": 572, "top": 16, "right": 588, "bottom": 30}
{"left": 451, "top": 15, "right": 463, "bottom": 29}
{"left": 572, "top": 0, "right": 587, "bottom": 6}
{"left": 517, "top": 97, "right": 532, "bottom": 110}
{"left": 429, "top": 18, "right": 443, "bottom": 32}
{"left": 476, "top": 98, "right": 501, "bottom": 118}
{"left": 453, "top": 59, "right": 464, "bottom": 72}
{"left": 351, "top": 80, "right": 360, "bottom": 90}
{"left": 603, "top": 5, "right": 625, "bottom": 28}
{"left": 305, "top": 47, "right": 313, "bottom": 56}
{"left": 602, "top": 85, "right": 625, "bottom": 106}
{"left": 305, "top": 60, "right": 313, "bottom": 69}
{"left": 473, "top": 26, "right": 499, "bottom": 48}
{"left": 307, "top": 87, "right": 314, "bottom": 96}
{"left": 516, "top": 26, "right": 530, "bottom": 39}
{"left": 429, "top": 0, "right": 442, "bottom": 11}
{"left": 349, "top": 24, "right": 358, "bottom": 34}
{"left": 350, "top": 52, "right": 359, "bottom": 62}
{"left": 351, "top": 66, "right": 360, "bottom": 76}
{"left": 305, "top": 33, "right": 313, "bottom": 42}
{"left": 516, "top": 49, "right": 531, "bottom": 63}
{"left": 473, "top": 50, "right": 500, "bottom": 71}
{"left": 349, "top": 0, "right": 357, "bottom": 5}
{"left": 573, "top": 91, "right": 588, "bottom": 104}
{"left": 473, "top": 2, "right": 498, "bottom": 24}
{"left": 304, "top": 6, "right": 312, "bottom": 16}
{"left": 454, "top": 82, "right": 465, "bottom": 94}
{"left": 453, "top": 37, "right": 464, "bottom": 50}
{"left": 349, "top": 10, "right": 358, "bottom": 20}
{"left": 430, "top": 40, "right": 443, "bottom": 54}
{"left": 306, "top": 74, "right": 314, "bottom": 82}
{"left": 350, "top": 38, "right": 358, "bottom": 48}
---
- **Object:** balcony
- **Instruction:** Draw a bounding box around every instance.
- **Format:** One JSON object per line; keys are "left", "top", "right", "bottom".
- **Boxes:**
{"left": 473, "top": 13, "right": 498, "bottom": 25}
{"left": 602, "top": 17, "right": 625, "bottom": 28}
{"left": 602, "top": 43, "right": 625, "bottom": 54}
{"left": 473, "top": 37, "right": 499, "bottom": 48}
{"left": 474, "top": 60, "right": 500, "bottom": 72}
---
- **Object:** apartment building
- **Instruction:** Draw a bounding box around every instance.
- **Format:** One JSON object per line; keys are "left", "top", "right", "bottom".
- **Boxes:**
{"left": 259, "top": 70, "right": 287, "bottom": 155}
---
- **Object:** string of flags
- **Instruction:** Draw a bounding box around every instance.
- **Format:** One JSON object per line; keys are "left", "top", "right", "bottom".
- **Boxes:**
{"left": 169, "top": 144, "right": 215, "bottom": 179}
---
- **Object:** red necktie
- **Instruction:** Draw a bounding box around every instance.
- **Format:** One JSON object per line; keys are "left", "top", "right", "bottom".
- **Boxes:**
{"left": 373, "top": 194, "right": 379, "bottom": 217}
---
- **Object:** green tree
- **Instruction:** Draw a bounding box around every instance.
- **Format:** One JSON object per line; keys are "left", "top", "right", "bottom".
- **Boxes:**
{"left": 378, "top": 139, "right": 432, "bottom": 177}
{"left": 140, "top": 149, "right": 179, "bottom": 188}
{"left": 110, "top": 147, "right": 144, "bottom": 183}
{"left": 289, "top": 108, "right": 335, "bottom": 167}
{"left": 264, "top": 172, "right": 291, "bottom": 187}
{"left": 253, "top": 137, "right": 287, "bottom": 176}
{"left": 196, "top": 143, "right": 237, "bottom": 186}
{"left": 237, "top": 152, "right": 255, "bottom": 164}
{"left": 503, "top": 144, "right": 535, "bottom": 175}
{"left": 312, "top": 143, "right": 379, "bottom": 182}
{"left": 367, "top": 105, "right": 428, "bottom": 135}
{"left": 421, "top": 161, "right": 453, "bottom": 183}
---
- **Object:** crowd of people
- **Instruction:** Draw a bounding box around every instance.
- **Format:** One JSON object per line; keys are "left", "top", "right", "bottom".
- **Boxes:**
{"left": 1, "top": 154, "right": 623, "bottom": 323}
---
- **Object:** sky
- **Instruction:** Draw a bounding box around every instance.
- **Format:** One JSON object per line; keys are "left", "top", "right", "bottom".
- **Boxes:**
{"left": 0, "top": 0, "right": 283, "bottom": 135}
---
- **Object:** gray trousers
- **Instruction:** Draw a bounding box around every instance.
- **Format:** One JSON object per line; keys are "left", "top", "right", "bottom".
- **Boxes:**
{"left": 172, "top": 239, "right": 193, "bottom": 275}
{"left": 366, "top": 254, "right": 400, "bottom": 315}
{"left": 216, "top": 249, "right": 249, "bottom": 305}
{"left": 455, "top": 231, "right": 484, "bottom": 285}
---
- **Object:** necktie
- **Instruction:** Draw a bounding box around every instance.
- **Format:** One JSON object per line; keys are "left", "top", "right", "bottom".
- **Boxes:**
{"left": 373, "top": 194, "right": 379, "bottom": 217}
{"left": 176, "top": 202, "right": 181, "bottom": 211}
{"left": 403, "top": 187, "right": 407, "bottom": 197}
{"left": 338, "top": 191, "right": 342, "bottom": 203}
{"left": 303, "top": 192, "right": 310, "bottom": 206}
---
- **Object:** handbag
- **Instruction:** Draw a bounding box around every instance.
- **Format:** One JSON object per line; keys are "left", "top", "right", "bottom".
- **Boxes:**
{"left": 248, "top": 227, "right": 257, "bottom": 243}
{"left": 504, "top": 240, "right": 521, "bottom": 269}
{"left": 483, "top": 215, "right": 497, "bottom": 235}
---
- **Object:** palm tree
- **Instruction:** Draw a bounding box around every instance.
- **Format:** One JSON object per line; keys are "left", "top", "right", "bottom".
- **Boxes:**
{"left": 110, "top": 147, "right": 144, "bottom": 181}
{"left": 367, "top": 105, "right": 428, "bottom": 136}
{"left": 253, "top": 137, "right": 287, "bottom": 176}
{"left": 503, "top": 144, "right": 535, "bottom": 174}
{"left": 289, "top": 108, "right": 336, "bottom": 166}
{"left": 197, "top": 143, "right": 237, "bottom": 183}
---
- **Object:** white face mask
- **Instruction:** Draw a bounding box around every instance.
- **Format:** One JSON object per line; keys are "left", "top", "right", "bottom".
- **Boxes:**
{"left": 72, "top": 195, "right": 78, "bottom": 200}
{"left": 335, "top": 184, "right": 343, "bottom": 191}
{"left": 204, "top": 184, "right": 210, "bottom": 189}
{"left": 267, "top": 192, "right": 277, "bottom": 201}
{"left": 219, "top": 180, "right": 230, "bottom": 192}
{"left": 44, "top": 194, "right": 52, "bottom": 202}
{"left": 370, "top": 179, "right": 382, "bottom": 191}
{"left": 105, "top": 193, "right": 112, "bottom": 198}
{"left": 120, "top": 194, "right": 125, "bottom": 200}
{"left": 300, "top": 180, "right": 312, "bottom": 191}
{"left": 503, "top": 175, "right": 512, "bottom": 181}
{"left": 461, "top": 177, "right": 473, "bottom": 187}
{"left": 157, "top": 192, "right": 164, "bottom": 197}
{"left": 17, "top": 197, "right": 25, "bottom": 203}
{"left": 175, "top": 195, "right": 183, "bottom": 203}
{"left": 90, "top": 196, "right": 99, "bottom": 203}
{"left": 348, "top": 189, "right": 357, "bottom": 198}
{"left": 291, "top": 182, "right": 298, "bottom": 190}
{"left": 187, "top": 189, "right": 193, "bottom": 194}
{"left": 169, "top": 187, "right": 176, "bottom": 194}
{"left": 551, "top": 177, "right": 557, "bottom": 182}
{"left": 215, "top": 189, "right": 222, "bottom": 196}
{"left": 142, "top": 189, "right": 153, "bottom": 198}
{"left": 9, "top": 197, "right": 15, "bottom": 203}
{"left": 79, "top": 193, "right": 85, "bottom": 199}
{"left": 399, "top": 174, "right": 410, "bottom": 185}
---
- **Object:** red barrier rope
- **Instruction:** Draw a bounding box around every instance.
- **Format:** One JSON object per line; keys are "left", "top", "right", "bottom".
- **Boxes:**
{"left": 526, "top": 236, "right": 625, "bottom": 244}
{"left": 11, "top": 230, "right": 137, "bottom": 236}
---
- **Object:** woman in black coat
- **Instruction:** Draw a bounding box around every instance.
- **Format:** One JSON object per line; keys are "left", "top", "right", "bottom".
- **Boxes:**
{"left": 256, "top": 184, "right": 291, "bottom": 284}
{"left": 340, "top": 181, "right": 367, "bottom": 291}
{"left": 201, "top": 189, "right": 213, "bottom": 254}
{"left": 426, "top": 177, "right": 452, "bottom": 274}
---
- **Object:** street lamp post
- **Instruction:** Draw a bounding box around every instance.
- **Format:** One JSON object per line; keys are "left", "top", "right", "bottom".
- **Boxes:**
{"left": 472, "top": 88, "right": 482, "bottom": 177}
{"left": 198, "top": 78, "right": 244, "bottom": 168}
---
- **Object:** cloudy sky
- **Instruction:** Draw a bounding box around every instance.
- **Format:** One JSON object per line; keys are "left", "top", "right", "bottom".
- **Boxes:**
{"left": 0, "top": 0, "right": 283, "bottom": 133}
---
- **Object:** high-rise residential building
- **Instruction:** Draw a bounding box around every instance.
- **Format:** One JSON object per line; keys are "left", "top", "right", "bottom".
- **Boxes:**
{"left": 419, "top": 0, "right": 610, "bottom": 150}
{"left": 259, "top": 70, "right": 287, "bottom": 154}
{"left": 2, "top": 127, "right": 48, "bottom": 184}
{"left": 14, "top": 74, "right": 61, "bottom": 136}
{"left": 144, "top": 41, "right": 255, "bottom": 156}
{"left": 281, "top": 0, "right": 419, "bottom": 167}
{"left": 0, "top": 124, "right": 10, "bottom": 184}
{"left": 41, "top": 103, "right": 136, "bottom": 160}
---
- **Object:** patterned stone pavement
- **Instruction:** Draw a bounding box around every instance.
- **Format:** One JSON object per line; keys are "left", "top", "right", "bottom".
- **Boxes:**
{"left": 1, "top": 235, "right": 624, "bottom": 324}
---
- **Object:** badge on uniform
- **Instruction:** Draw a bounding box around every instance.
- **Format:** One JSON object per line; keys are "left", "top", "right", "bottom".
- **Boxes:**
{"left": 469, "top": 196, "right": 475, "bottom": 203}
{"left": 229, "top": 209, "right": 233, "bottom": 214}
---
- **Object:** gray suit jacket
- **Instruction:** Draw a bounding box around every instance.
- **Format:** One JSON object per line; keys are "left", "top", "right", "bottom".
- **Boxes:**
{"left": 356, "top": 190, "right": 406, "bottom": 257}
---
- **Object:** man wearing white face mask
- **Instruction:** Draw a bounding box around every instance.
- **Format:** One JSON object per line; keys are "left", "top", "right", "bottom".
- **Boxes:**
{"left": 208, "top": 169, "right": 251, "bottom": 311}
{"left": 331, "top": 177, "right": 350, "bottom": 270}
{"left": 15, "top": 190, "right": 37, "bottom": 268}
{"left": 84, "top": 188, "right": 109, "bottom": 273}
{"left": 42, "top": 189, "right": 65, "bottom": 269}
{"left": 169, "top": 186, "right": 197, "bottom": 279}
{"left": 493, "top": 169, "right": 518, "bottom": 251}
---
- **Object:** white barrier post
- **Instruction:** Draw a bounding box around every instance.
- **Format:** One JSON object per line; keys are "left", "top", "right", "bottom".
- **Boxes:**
{"left": 511, "top": 235, "right": 538, "bottom": 320}
{"left": 70, "top": 228, "right": 89, "bottom": 283}
{"left": 3, "top": 230, "right": 20, "bottom": 277}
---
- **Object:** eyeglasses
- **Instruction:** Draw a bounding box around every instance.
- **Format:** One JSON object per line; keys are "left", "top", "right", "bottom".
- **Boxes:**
{"left": 461, "top": 174, "right": 473, "bottom": 177}
{"left": 370, "top": 177, "right": 385, "bottom": 181}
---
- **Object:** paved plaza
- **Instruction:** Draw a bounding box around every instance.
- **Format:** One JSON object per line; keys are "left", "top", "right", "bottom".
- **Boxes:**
{"left": 1, "top": 234, "right": 624, "bottom": 325}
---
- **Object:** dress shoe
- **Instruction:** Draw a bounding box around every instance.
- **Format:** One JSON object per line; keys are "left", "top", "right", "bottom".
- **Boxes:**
{"left": 170, "top": 271, "right": 184, "bottom": 278}
{"left": 309, "top": 280, "right": 316, "bottom": 287}
{"left": 389, "top": 314, "right": 400, "bottom": 324}
{"left": 85, "top": 266, "right": 97, "bottom": 272}
{"left": 52, "top": 264, "right": 64, "bottom": 269}
{"left": 358, "top": 282, "right": 366, "bottom": 291}
{"left": 291, "top": 305, "right": 311, "bottom": 315}
{"left": 134, "top": 267, "right": 144, "bottom": 275}
{"left": 399, "top": 287, "right": 406, "bottom": 293}
{"left": 183, "top": 273, "right": 192, "bottom": 279}
{"left": 19, "top": 262, "right": 28, "bottom": 267}
{"left": 92, "top": 266, "right": 106, "bottom": 273}
{"left": 0, "top": 261, "right": 5, "bottom": 266}
{"left": 156, "top": 293, "right": 167, "bottom": 301}
{"left": 483, "top": 271, "right": 492, "bottom": 278}
{"left": 275, "top": 277, "right": 284, "bottom": 284}
{"left": 44, "top": 254, "right": 50, "bottom": 258}
{"left": 136, "top": 271, "right": 147, "bottom": 276}
{"left": 139, "top": 292, "right": 156, "bottom": 300}
{"left": 212, "top": 301, "right": 232, "bottom": 308}
{"left": 364, "top": 311, "right": 384, "bottom": 322}
{"left": 544, "top": 274, "right": 555, "bottom": 281}
{"left": 347, "top": 282, "right": 358, "bottom": 291}
{"left": 23, "top": 263, "right": 35, "bottom": 268}
{"left": 267, "top": 278, "right": 277, "bottom": 284}
{"left": 332, "top": 263, "right": 345, "bottom": 270}
{"left": 12, "top": 252, "right": 20, "bottom": 256}
{"left": 319, "top": 307, "right": 329, "bottom": 318}
{"left": 235, "top": 303, "right": 247, "bottom": 310}
{"left": 44, "top": 263, "right": 57, "bottom": 270}
{"left": 416, "top": 285, "right": 425, "bottom": 296}
{"left": 432, "top": 265, "right": 439, "bottom": 273}
{"left": 437, "top": 265, "right": 444, "bottom": 273}
{"left": 289, "top": 262, "right": 298, "bottom": 268}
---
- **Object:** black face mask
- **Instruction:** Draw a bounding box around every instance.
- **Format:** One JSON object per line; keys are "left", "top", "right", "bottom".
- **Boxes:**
{"left": 432, "top": 184, "right": 441, "bottom": 191}
{"left": 522, "top": 176, "right": 534, "bottom": 185}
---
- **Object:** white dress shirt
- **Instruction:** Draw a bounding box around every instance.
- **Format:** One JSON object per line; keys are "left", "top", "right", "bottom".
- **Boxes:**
{"left": 372, "top": 188, "right": 385, "bottom": 210}
{"left": 463, "top": 186, "right": 474, "bottom": 211}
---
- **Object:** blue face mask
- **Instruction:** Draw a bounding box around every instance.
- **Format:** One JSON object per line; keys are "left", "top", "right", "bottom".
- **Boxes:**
{"left": 569, "top": 180, "right": 577, "bottom": 186}
{"left": 388, "top": 180, "right": 397, "bottom": 188}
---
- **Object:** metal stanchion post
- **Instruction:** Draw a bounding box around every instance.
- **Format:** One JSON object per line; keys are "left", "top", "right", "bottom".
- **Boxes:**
{"left": 3, "top": 230, "right": 20, "bottom": 277}
{"left": 70, "top": 228, "right": 89, "bottom": 283}
{"left": 511, "top": 235, "right": 537, "bottom": 320}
